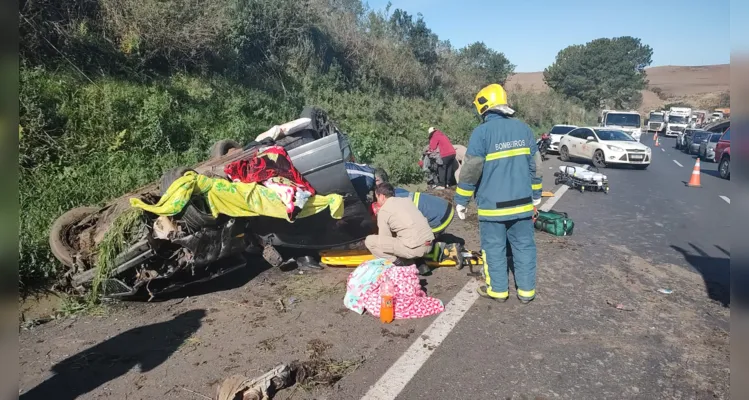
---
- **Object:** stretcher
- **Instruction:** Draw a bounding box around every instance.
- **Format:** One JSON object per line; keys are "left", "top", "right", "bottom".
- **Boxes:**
{"left": 318, "top": 249, "right": 483, "bottom": 269}
{"left": 553, "top": 165, "right": 609, "bottom": 193}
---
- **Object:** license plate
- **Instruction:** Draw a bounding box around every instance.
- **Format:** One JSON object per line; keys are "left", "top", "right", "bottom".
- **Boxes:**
{"left": 630, "top": 154, "right": 643, "bottom": 160}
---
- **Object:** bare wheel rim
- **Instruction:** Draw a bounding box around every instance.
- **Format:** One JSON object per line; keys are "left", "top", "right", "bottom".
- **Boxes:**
{"left": 721, "top": 159, "right": 729, "bottom": 176}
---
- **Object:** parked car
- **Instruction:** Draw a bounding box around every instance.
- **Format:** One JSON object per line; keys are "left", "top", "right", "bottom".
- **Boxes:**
{"left": 559, "top": 127, "right": 651, "bottom": 169}
{"left": 547, "top": 124, "right": 577, "bottom": 153}
{"left": 49, "top": 107, "right": 374, "bottom": 299}
{"left": 704, "top": 119, "right": 730, "bottom": 135}
{"left": 684, "top": 130, "right": 710, "bottom": 155}
{"left": 699, "top": 133, "right": 722, "bottom": 162}
{"left": 715, "top": 128, "right": 730, "bottom": 179}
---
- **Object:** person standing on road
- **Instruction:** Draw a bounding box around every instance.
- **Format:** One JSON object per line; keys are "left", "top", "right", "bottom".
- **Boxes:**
{"left": 454, "top": 83, "right": 543, "bottom": 303}
{"left": 453, "top": 144, "right": 467, "bottom": 184}
{"left": 365, "top": 183, "right": 434, "bottom": 265}
{"left": 428, "top": 127, "right": 457, "bottom": 189}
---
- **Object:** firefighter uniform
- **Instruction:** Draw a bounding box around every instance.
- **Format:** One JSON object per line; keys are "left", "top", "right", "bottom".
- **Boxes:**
{"left": 394, "top": 188, "right": 454, "bottom": 235}
{"left": 454, "top": 83, "right": 542, "bottom": 303}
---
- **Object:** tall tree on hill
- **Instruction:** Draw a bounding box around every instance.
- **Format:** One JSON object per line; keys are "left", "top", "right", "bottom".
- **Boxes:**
{"left": 543, "top": 36, "right": 653, "bottom": 109}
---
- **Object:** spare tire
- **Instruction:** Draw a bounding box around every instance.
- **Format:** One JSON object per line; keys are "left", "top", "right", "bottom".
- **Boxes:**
{"left": 159, "top": 167, "right": 219, "bottom": 230}
{"left": 299, "top": 106, "right": 330, "bottom": 139}
{"left": 209, "top": 139, "right": 241, "bottom": 160}
{"left": 49, "top": 206, "right": 99, "bottom": 267}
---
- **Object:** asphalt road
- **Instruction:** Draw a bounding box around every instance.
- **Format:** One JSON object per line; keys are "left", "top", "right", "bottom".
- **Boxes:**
{"left": 334, "top": 133, "right": 730, "bottom": 400}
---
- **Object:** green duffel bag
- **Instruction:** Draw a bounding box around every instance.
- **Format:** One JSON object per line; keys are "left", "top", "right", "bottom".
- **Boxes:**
{"left": 534, "top": 210, "right": 574, "bottom": 236}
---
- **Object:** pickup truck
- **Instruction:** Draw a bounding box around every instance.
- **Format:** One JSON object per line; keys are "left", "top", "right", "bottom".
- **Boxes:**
{"left": 49, "top": 107, "right": 375, "bottom": 299}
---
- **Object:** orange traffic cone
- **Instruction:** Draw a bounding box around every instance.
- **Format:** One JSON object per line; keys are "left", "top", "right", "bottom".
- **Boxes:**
{"left": 687, "top": 158, "right": 702, "bottom": 187}
{"left": 653, "top": 132, "right": 657, "bottom": 141}
{"left": 654, "top": 136, "right": 660, "bottom": 147}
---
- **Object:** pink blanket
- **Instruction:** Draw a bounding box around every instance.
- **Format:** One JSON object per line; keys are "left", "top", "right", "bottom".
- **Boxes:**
{"left": 359, "top": 265, "right": 444, "bottom": 319}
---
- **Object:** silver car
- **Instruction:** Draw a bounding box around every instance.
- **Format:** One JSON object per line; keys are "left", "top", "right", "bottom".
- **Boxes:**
{"left": 699, "top": 133, "right": 721, "bottom": 162}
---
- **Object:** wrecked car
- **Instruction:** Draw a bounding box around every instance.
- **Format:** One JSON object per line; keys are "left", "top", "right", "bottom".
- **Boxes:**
{"left": 49, "top": 107, "right": 376, "bottom": 299}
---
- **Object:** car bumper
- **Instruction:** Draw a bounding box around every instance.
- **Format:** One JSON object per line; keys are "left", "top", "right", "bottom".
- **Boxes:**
{"left": 549, "top": 143, "right": 560, "bottom": 152}
{"left": 603, "top": 152, "right": 651, "bottom": 164}
{"left": 665, "top": 131, "right": 681, "bottom": 137}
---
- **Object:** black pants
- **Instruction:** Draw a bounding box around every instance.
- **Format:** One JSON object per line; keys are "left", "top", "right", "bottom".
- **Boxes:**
{"left": 438, "top": 155, "right": 456, "bottom": 187}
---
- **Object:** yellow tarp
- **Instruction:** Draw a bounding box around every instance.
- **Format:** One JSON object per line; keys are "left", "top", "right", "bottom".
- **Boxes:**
{"left": 130, "top": 171, "right": 343, "bottom": 221}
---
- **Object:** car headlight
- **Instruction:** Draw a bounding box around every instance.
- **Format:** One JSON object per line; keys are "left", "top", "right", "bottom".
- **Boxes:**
{"left": 646, "top": 147, "right": 651, "bottom": 153}
{"left": 607, "top": 145, "right": 624, "bottom": 152}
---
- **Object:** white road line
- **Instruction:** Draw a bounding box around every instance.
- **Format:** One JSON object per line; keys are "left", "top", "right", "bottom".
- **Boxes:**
{"left": 673, "top": 160, "right": 684, "bottom": 167}
{"left": 661, "top": 148, "right": 665, "bottom": 152}
{"left": 539, "top": 185, "right": 569, "bottom": 212}
{"left": 361, "top": 184, "right": 571, "bottom": 400}
{"left": 720, "top": 196, "right": 730, "bottom": 204}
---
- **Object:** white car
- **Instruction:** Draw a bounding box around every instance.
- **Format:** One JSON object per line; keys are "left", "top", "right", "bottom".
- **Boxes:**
{"left": 547, "top": 124, "right": 577, "bottom": 153}
{"left": 559, "top": 127, "right": 651, "bottom": 169}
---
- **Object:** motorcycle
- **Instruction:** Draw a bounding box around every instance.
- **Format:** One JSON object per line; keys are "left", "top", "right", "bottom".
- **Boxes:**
{"left": 537, "top": 133, "right": 551, "bottom": 161}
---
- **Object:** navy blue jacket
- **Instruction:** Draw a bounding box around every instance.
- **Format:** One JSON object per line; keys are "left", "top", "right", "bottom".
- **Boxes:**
{"left": 454, "top": 113, "right": 542, "bottom": 222}
{"left": 395, "top": 188, "right": 453, "bottom": 233}
{"left": 346, "top": 162, "right": 376, "bottom": 201}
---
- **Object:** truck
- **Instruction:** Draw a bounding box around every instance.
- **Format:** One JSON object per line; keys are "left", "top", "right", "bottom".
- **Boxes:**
{"left": 646, "top": 110, "right": 667, "bottom": 134}
{"left": 599, "top": 109, "right": 643, "bottom": 141}
{"left": 665, "top": 107, "right": 691, "bottom": 137}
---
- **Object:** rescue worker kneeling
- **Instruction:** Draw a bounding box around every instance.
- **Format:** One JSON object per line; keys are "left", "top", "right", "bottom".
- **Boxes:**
{"left": 454, "top": 83, "right": 542, "bottom": 304}
{"left": 365, "top": 183, "right": 434, "bottom": 265}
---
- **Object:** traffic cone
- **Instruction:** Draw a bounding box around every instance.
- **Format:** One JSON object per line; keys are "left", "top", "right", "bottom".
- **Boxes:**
{"left": 687, "top": 158, "right": 702, "bottom": 188}
{"left": 654, "top": 136, "right": 660, "bottom": 147}
{"left": 653, "top": 132, "right": 657, "bottom": 141}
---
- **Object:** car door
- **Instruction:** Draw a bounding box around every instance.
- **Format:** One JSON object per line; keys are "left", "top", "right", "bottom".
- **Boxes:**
{"left": 578, "top": 128, "right": 598, "bottom": 159}
{"left": 564, "top": 128, "right": 585, "bottom": 157}
{"left": 715, "top": 128, "right": 730, "bottom": 160}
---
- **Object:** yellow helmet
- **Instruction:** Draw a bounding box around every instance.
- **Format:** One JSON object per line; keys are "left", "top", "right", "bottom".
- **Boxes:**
{"left": 473, "top": 84, "right": 508, "bottom": 115}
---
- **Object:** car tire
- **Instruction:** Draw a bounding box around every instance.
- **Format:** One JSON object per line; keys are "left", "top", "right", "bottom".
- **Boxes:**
{"left": 719, "top": 156, "right": 730, "bottom": 179}
{"left": 592, "top": 150, "right": 606, "bottom": 168}
{"left": 209, "top": 139, "right": 241, "bottom": 159}
{"left": 159, "top": 167, "right": 219, "bottom": 229}
{"left": 299, "top": 106, "right": 328, "bottom": 139}
{"left": 49, "top": 206, "right": 99, "bottom": 267}
{"left": 560, "top": 146, "right": 570, "bottom": 162}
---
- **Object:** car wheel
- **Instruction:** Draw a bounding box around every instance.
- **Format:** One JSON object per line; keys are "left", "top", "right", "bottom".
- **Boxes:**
{"left": 560, "top": 146, "right": 570, "bottom": 161}
{"left": 719, "top": 156, "right": 730, "bottom": 179}
{"left": 159, "top": 167, "right": 219, "bottom": 229}
{"left": 299, "top": 106, "right": 330, "bottom": 139}
{"left": 209, "top": 139, "right": 241, "bottom": 159}
{"left": 592, "top": 150, "right": 606, "bottom": 168}
{"left": 49, "top": 207, "right": 100, "bottom": 267}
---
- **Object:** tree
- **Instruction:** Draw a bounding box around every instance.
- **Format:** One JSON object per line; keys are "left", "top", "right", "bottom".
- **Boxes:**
{"left": 458, "top": 42, "right": 515, "bottom": 85}
{"left": 543, "top": 36, "right": 653, "bottom": 109}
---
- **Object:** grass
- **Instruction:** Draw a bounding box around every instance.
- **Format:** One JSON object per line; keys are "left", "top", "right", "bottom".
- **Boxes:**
{"left": 89, "top": 208, "right": 144, "bottom": 302}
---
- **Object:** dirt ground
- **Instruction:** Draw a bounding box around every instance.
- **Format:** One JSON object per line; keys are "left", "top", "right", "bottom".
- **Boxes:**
{"left": 505, "top": 64, "right": 730, "bottom": 112}
{"left": 18, "top": 194, "right": 730, "bottom": 399}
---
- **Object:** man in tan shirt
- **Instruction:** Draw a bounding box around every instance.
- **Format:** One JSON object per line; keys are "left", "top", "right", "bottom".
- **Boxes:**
{"left": 365, "top": 183, "right": 435, "bottom": 264}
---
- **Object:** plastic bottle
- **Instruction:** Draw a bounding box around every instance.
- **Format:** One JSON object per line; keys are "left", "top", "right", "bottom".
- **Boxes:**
{"left": 379, "top": 276, "right": 395, "bottom": 324}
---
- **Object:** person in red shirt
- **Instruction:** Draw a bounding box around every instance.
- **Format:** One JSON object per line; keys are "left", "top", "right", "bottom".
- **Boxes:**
{"left": 428, "top": 127, "right": 457, "bottom": 188}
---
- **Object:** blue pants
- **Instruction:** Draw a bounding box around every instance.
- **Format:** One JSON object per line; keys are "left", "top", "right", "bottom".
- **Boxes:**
{"left": 479, "top": 218, "right": 537, "bottom": 300}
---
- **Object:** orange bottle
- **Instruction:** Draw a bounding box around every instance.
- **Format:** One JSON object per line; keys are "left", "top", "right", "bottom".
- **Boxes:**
{"left": 379, "top": 277, "right": 395, "bottom": 324}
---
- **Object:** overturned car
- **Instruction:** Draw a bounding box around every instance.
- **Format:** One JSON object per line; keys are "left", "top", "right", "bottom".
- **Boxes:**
{"left": 49, "top": 107, "right": 376, "bottom": 299}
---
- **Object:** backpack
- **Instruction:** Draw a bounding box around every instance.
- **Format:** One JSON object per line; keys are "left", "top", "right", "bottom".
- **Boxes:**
{"left": 534, "top": 210, "right": 574, "bottom": 236}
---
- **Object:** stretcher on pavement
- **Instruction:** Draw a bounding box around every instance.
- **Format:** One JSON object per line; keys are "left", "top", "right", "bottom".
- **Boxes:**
{"left": 318, "top": 249, "right": 483, "bottom": 268}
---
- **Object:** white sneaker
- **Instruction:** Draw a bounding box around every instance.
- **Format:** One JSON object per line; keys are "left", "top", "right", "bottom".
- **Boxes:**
{"left": 435, "top": 186, "right": 445, "bottom": 190}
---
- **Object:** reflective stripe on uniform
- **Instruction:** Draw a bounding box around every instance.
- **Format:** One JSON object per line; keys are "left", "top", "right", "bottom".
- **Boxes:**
{"left": 432, "top": 207, "right": 454, "bottom": 233}
{"left": 517, "top": 288, "right": 536, "bottom": 299}
{"left": 455, "top": 187, "right": 473, "bottom": 197}
{"left": 477, "top": 203, "right": 534, "bottom": 217}
{"left": 531, "top": 183, "right": 542, "bottom": 191}
{"left": 412, "top": 192, "right": 421, "bottom": 206}
{"left": 485, "top": 147, "right": 530, "bottom": 161}
{"left": 483, "top": 250, "right": 509, "bottom": 299}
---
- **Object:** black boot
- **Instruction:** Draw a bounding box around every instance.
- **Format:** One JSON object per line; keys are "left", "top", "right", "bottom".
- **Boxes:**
{"left": 417, "top": 262, "right": 431, "bottom": 276}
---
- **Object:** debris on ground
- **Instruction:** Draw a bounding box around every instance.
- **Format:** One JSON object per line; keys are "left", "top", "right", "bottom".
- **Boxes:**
{"left": 657, "top": 288, "right": 673, "bottom": 294}
{"left": 605, "top": 299, "right": 634, "bottom": 311}
{"left": 216, "top": 339, "right": 362, "bottom": 399}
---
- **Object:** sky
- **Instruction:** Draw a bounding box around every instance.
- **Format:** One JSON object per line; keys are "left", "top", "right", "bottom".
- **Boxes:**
{"left": 367, "top": 0, "right": 732, "bottom": 72}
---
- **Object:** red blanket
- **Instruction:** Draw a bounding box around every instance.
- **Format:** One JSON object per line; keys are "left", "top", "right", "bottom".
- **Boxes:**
{"left": 224, "top": 146, "right": 315, "bottom": 195}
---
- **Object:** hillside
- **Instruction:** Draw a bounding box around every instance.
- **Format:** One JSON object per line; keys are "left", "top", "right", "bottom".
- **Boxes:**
{"left": 506, "top": 64, "right": 730, "bottom": 111}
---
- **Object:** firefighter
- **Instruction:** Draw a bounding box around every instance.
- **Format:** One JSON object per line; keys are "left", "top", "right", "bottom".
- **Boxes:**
{"left": 454, "top": 83, "right": 542, "bottom": 303}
